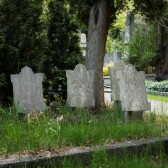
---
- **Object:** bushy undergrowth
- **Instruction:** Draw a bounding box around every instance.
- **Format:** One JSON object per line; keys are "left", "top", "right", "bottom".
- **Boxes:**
{"left": 0, "top": 104, "right": 168, "bottom": 155}
{"left": 146, "top": 80, "right": 168, "bottom": 92}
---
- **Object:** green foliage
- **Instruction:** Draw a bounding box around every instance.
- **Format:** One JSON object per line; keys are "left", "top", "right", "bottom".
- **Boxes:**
{"left": 146, "top": 80, "right": 168, "bottom": 92}
{"left": 0, "top": 0, "right": 83, "bottom": 104}
{"left": 0, "top": 0, "right": 45, "bottom": 70}
{"left": 69, "top": 0, "right": 130, "bottom": 32}
{"left": 127, "top": 21, "right": 158, "bottom": 73}
{"left": 107, "top": 12, "right": 126, "bottom": 54}
{"left": 0, "top": 73, "right": 7, "bottom": 87}
{"left": 41, "top": 0, "right": 83, "bottom": 93}
{"left": 106, "top": 36, "right": 113, "bottom": 54}
{"left": 112, "top": 39, "right": 125, "bottom": 53}
{"left": 0, "top": 0, "right": 168, "bottom": 105}
{"left": 0, "top": 0, "right": 46, "bottom": 104}
{"left": 106, "top": 33, "right": 125, "bottom": 54}
{"left": 133, "top": 0, "right": 167, "bottom": 20}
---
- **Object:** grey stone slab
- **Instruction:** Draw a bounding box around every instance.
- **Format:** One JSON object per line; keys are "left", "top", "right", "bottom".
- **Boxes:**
{"left": 80, "top": 33, "right": 87, "bottom": 56}
{"left": 149, "top": 100, "right": 168, "bottom": 114}
{"left": 124, "top": 12, "right": 134, "bottom": 58}
{"left": 103, "top": 76, "right": 111, "bottom": 86}
{"left": 145, "top": 74, "right": 156, "bottom": 81}
{"left": 124, "top": 11, "right": 134, "bottom": 44}
{"left": 104, "top": 52, "right": 122, "bottom": 66}
{"left": 112, "top": 52, "right": 122, "bottom": 62}
{"left": 66, "top": 64, "right": 95, "bottom": 108}
{"left": 11, "top": 66, "right": 46, "bottom": 112}
{"left": 80, "top": 33, "right": 86, "bottom": 44}
{"left": 108, "top": 61, "right": 150, "bottom": 112}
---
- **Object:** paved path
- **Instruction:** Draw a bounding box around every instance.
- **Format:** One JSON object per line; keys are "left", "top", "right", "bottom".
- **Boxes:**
{"left": 104, "top": 87, "right": 112, "bottom": 106}
{"left": 149, "top": 100, "right": 168, "bottom": 115}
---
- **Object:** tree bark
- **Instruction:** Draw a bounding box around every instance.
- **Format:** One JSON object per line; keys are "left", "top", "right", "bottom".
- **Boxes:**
{"left": 85, "top": 0, "right": 112, "bottom": 108}
{"left": 155, "top": 23, "right": 163, "bottom": 80}
{"left": 161, "top": 28, "right": 168, "bottom": 78}
{"left": 162, "top": 46, "right": 168, "bottom": 77}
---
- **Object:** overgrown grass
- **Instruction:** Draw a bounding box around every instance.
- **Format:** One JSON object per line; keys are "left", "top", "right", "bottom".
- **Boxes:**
{"left": 0, "top": 103, "right": 168, "bottom": 155}
{"left": 62, "top": 156, "right": 168, "bottom": 168}
{"left": 61, "top": 151, "right": 168, "bottom": 168}
{"left": 19, "top": 148, "right": 168, "bottom": 168}
{"left": 148, "top": 94, "right": 168, "bottom": 102}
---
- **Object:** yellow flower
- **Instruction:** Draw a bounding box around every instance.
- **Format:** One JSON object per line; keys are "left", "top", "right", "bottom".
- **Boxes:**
{"left": 103, "top": 61, "right": 114, "bottom": 76}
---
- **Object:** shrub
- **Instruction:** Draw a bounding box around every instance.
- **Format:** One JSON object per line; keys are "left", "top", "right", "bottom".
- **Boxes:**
{"left": 146, "top": 80, "right": 168, "bottom": 92}
{"left": 127, "top": 21, "right": 157, "bottom": 73}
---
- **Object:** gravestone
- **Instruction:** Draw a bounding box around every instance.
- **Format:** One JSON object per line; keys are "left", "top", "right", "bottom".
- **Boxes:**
{"left": 124, "top": 11, "right": 134, "bottom": 44}
{"left": 80, "top": 33, "right": 86, "bottom": 44}
{"left": 11, "top": 66, "right": 46, "bottom": 112}
{"left": 104, "top": 54, "right": 113, "bottom": 66}
{"left": 108, "top": 61, "right": 150, "bottom": 119}
{"left": 80, "top": 33, "right": 87, "bottom": 56}
{"left": 104, "top": 52, "right": 122, "bottom": 66}
{"left": 145, "top": 74, "right": 156, "bottom": 81}
{"left": 66, "top": 64, "right": 95, "bottom": 108}
{"left": 112, "top": 52, "right": 122, "bottom": 62}
{"left": 124, "top": 11, "right": 134, "bottom": 58}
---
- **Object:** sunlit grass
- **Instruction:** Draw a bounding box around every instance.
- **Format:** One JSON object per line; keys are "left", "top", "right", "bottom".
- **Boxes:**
{"left": 0, "top": 103, "right": 168, "bottom": 155}
{"left": 148, "top": 94, "right": 168, "bottom": 102}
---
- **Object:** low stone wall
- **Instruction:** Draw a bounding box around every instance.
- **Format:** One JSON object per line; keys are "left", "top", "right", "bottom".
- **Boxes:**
{"left": 147, "top": 90, "right": 168, "bottom": 96}
{"left": 145, "top": 74, "right": 156, "bottom": 81}
{"left": 1, "top": 136, "right": 168, "bottom": 168}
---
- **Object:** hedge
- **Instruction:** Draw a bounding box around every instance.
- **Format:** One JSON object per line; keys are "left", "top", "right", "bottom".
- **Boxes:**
{"left": 145, "top": 80, "right": 168, "bottom": 92}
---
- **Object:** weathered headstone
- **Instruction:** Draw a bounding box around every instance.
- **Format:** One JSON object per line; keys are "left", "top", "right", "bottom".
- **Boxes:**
{"left": 124, "top": 11, "right": 134, "bottom": 44}
{"left": 104, "top": 52, "right": 122, "bottom": 66}
{"left": 124, "top": 11, "right": 134, "bottom": 58}
{"left": 80, "top": 33, "right": 87, "bottom": 56}
{"left": 66, "top": 64, "right": 95, "bottom": 108}
{"left": 109, "top": 61, "right": 150, "bottom": 119}
{"left": 145, "top": 74, "right": 156, "bottom": 81}
{"left": 112, "top": 52, "right": 122, "bottom": 62}
{"left": 80, "top": 33, "right": 86, "bottom": 44}
{"left": 11, "top": 66, "right": 46, "bottom": 112}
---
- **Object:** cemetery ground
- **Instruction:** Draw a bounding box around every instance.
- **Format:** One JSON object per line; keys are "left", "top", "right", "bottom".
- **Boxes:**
{"left": 148, "top": 94, "right": 168, "bottom": 102}
{"left": 1, "top": 98, "right": 168, "bottom": 167}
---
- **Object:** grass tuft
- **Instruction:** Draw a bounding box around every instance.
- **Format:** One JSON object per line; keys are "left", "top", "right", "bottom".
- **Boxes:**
{"left": 0, "top": 104, "right": 168, "bottom": 155}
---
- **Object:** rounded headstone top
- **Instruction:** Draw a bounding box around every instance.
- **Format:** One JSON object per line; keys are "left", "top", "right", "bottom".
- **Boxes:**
{"left": 80, "top": 33, "right": 86, "bottom": 44}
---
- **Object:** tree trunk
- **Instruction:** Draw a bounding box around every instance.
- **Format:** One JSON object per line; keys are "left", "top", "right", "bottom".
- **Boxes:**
{"left": 155, "top": 23, "right": 163, "bottom": 80}
{"left": 85, "top": 0, "right": 112, "bottom": 108}
{"left": 161, "top": 29, "right": 168, "bottom": 79}
{"left": 161, "top": 45, "right": 168, "bottom": 78}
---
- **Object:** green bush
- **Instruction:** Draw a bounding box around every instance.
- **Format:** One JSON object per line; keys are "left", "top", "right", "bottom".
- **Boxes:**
{"left": 0, "top": 73, "right": 7, "bottom": 87}
{"left": 0, "top": 0, "right": 46, "bottom": 104}
{"left": 127, "top": 21, "right": 158, "bottom": 73}
{"left": 146, "top": 80, "right": 168, "bottom": 92}
{"left": 42, "top": 0, "right": 83, "bottom": 95}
